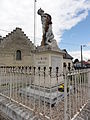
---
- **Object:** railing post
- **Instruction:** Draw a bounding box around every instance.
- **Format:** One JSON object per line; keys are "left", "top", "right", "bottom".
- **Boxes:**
{"left": 10, "top": 67, "right": 12, "bottom": 100}
{"left": 49, "top": 67, "right": 52, "bottom": 119}
{"left": 75, "top": 71, "right": 77, "bottom": 113}
{"left": 64, "top": 70, "right": 68, "bottom": 120}
{"left": 88, "top": 69, "right": 90, "bottom": 100}
{"left": 33, "top": 67, "right": 36, "bottom": 111}
{"left": 68, "top": 72, "right": 71, "bottom": 119}
{"left": 56, "top": 67, "right": 59, "bottom": 106}
{"left": 43, "top": 67, "right": 46, "bottom": 117}
{"left": 0, "top": 67, "right": 2, "bottom": 93}
{"left": 38, "top": 67, "right": 41, "bottom": 114}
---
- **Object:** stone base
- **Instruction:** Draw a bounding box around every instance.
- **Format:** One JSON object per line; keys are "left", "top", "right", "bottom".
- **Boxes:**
{"left": 0, "top": 95, "right": 37, "bottom": 120}
{"left": 19, "top": 85, "right": 64, "bottom": 105}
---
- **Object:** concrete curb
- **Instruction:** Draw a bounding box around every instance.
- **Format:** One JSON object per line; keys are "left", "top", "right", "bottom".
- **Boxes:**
{"left": 0, "top": 95, "right": 40, "bottom": 120}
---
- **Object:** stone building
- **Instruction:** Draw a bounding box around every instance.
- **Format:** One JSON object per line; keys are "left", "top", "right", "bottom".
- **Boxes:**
{"left": 0, "top": 28, "right": 34, "bottom": 66}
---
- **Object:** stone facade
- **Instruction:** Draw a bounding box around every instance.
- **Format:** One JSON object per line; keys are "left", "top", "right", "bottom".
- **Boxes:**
{"left": 0, "top": 28, "right": 34, "bottom": 66}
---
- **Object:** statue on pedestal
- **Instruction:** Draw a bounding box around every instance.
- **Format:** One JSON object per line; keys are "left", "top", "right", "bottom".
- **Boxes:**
{"left": 38, "top": 8, "right": 57, "bottom": 46}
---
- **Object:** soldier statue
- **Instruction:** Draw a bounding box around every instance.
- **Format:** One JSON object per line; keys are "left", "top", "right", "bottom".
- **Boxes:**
{"left": 37, "top": 8, "right": 54, "bottom": 46}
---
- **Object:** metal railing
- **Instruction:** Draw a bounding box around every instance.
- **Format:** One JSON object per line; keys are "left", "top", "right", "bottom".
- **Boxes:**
{"left": 0, "top": 66, "right": 89, "bottom": 120}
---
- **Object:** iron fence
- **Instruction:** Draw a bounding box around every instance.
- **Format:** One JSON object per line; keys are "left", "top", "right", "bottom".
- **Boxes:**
{"left": 0, "top": 66, "right": 89, "bottom": 120}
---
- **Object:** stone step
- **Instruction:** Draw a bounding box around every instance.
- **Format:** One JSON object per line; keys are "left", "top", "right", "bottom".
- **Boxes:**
{"left": 0, "top": 95, "right": 41, "bottom": 120}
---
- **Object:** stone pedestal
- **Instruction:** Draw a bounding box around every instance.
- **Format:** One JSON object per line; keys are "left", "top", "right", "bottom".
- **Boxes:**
{"left": 21, "top": 45, "right": 65, "bottom": 104}
{"left": 33, "top": 45, "right": 65, "bottom": 88}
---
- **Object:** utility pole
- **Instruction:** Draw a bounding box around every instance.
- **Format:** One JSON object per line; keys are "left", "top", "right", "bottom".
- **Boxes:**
{"left": 34, "top": 0, "right": 37, "bottom": 45}
{"left": 33, "top": 0, "right": 37, "bottom": 67}
{"left": 81, "top": 45, "right": 87, "bottom": 68}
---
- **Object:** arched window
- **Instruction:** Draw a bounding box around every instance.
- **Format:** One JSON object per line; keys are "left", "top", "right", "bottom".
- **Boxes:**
{"left": 16, "top": 50, "right": 21, "bottom": 60}
{"left": 63, "top": 62, "right": 66, "bottom": 68}
{"left": 68, "top": 63, "right": 71, "bottom": 71}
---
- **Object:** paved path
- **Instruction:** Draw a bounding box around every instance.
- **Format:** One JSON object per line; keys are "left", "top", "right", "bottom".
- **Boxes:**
{"left": 74, "top": 100, "right": 90, "bottom": 120}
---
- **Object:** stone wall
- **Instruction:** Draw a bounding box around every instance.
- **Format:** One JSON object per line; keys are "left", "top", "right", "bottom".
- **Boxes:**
{"left": 0, "top": 28, "right": 34, "bottom": 66}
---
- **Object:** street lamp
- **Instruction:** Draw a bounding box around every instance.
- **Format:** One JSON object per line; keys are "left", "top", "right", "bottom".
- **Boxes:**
{"left": 81, "top": 45, "right": 86, "bottom": 68}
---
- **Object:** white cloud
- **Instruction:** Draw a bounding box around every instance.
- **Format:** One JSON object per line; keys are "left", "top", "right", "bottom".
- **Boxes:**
{"left": 69, "top": 50, "right": 90, "bottom": 61}
{"left": 87, "top": 42, "right": 90, "bottom": 47}
{"left": 0, "top": 0, "right": 90, "bottom": 45}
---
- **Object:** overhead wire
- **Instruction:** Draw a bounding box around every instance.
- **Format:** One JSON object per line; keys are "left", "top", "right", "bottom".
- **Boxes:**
{"left": 0, "top": 28, "right": 89, "bottom": 48}
{"left": 0, "top": 28, "right": 41, "bottom": 40}
{"left": 0, "top": 29, "right": 10, "bottom": 32}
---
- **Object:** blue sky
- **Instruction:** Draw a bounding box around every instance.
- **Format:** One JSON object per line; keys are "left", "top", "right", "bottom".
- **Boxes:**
{"left": 60, "top": 11, "right": 90, "bottom": 52}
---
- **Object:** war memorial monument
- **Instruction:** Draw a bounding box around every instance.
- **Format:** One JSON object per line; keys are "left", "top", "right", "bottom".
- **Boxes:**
{"left": 20, "top": 8, "right": 65, "bottom": 104}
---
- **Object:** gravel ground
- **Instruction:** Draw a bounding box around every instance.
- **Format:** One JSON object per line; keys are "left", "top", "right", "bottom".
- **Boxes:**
{"left": 74, "top": 100, "right": 90, "bottom": 120}
{"left": 0, "top": 111, "right": 12, "bottom": 120}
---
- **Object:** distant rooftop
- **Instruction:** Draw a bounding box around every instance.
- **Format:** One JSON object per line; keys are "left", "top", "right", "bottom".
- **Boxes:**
{"left": 62, "top": 49, "right": 73, "bottom": 60}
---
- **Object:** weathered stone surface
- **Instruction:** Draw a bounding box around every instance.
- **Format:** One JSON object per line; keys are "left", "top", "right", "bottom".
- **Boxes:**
{"left": 19, "top": 86, "right": 64, "bottom": 105}
{"left": 37, "top": 8, "right": 56, "bottom": 46}
{"left": 0, "top": 28, "right": 34, "bottom": 66}
{"left": 0, "top": 110, "right": 12, "bottom": 120}
{"left": 34, "top": 45, "right": 64, "bottom": 87}
{"left": 0, "top": 95, "right": 41, "bottom": 120}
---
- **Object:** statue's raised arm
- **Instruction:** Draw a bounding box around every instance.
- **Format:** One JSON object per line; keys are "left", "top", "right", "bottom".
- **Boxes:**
{"left": 37, "top": 8, "right": 54, "bottom": 46}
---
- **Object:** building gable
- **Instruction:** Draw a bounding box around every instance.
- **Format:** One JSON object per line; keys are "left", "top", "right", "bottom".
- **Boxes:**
{"left": 0, "top": 27, "right": 34, "bottom": 54}
{"left": 0, "top": 28, "right": 34, "bottom": 66}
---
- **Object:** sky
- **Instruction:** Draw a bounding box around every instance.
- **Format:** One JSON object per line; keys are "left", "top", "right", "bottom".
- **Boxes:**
{"left": 60, "top": 10, "right": 90, "bottom": 61}
{"left": 0, "top": 0, "right": 90, "bottom": 60}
